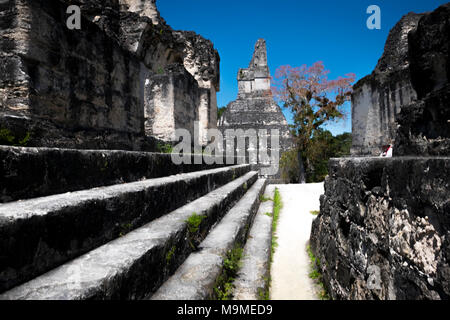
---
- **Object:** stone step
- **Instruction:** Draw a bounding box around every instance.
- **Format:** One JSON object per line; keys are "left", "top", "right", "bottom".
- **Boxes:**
{"left": 232, "top": 185, "right": 274, "bottom": 300}
{"left": 0, "top": 171, "right": 259, "bottom": 300}
{"left": 0, "top": 164, "right": 250, "bottom": 293}
{"left": 150, "top": 178, "right": 267, "bottom": 300}
{"left": 0, "top": 146, "right": 239, "bottom": 203}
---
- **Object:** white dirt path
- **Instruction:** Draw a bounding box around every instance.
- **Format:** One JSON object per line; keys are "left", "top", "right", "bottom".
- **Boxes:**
{"left": 270, "top": 183, "right": 324, "bottom": 300}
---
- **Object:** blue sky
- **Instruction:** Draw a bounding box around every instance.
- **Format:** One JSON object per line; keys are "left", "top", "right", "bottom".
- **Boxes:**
{"left": 158, "top": 0, "right": 448, "bottom": 135}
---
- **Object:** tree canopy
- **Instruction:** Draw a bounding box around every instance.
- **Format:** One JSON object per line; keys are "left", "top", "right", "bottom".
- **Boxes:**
{"left": 272, "top": 61, "right": 355, "bottom": 182}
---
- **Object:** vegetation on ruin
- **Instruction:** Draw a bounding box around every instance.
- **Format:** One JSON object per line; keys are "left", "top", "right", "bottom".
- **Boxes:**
{"left": 260, "top": 194, "right": 273, "bottom": 202}
{"left": 217, "top": 106, "right": 227, "bottom": 120}
{"left": 166, "top": 245, "right": 176, "bottom": 265}
{"left": 186, "top": 212, "right": 205, "bottom": 234}
{"left": 185, "top": 212, "right": 206, "bottom": 250}
{"left": 258, "top": 276, "right": 271, "bottom": 300}
{"left": 215, "top": 189, "right": 281, "bottom": 300}
{"left": 280, "top": 130, "right": 352, "bottom": 183}
{"left": 272, "top": 62, "right": 355, "bottom": 183}
{"left": 0, "top": 128, "right": 31, "bottom": 147}
{"left": 307, "top": 244, "right": 330, "bottom": 300}
{"left": 213, "top": 246, "right": 244, "bottom": 300}
{"left": 271, "top": 188, "right": 282, "bottom": 261}
{"left": 156, "top": 142, "right": 173, "bottom": 154}
{"left": 310, "top": 210, "right": 320, "bottom": 216}
{"left": 257, "top": 188, "right": 283, "bottom": 300}
{"left": 119, "top": 222, "right": 133, "bottom": 237}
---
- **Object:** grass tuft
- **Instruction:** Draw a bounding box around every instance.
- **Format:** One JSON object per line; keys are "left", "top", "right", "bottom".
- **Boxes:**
{"left": 156, "top": 142, "right": 173, "bottom": 154}
{"left": 185, "top": 212, "right": 206, "bottom": 249}
{"left": 214, "top": 246, "right": 244, "bottom": 300}
{"left": 0, "top": 128, "right": 31, "bottom": 146}
{"left": 307, "top": 244, "right": 330, "bottom": 300}
{"left": 185, "top": 213, "right": 205, "bottom": 234}
{"left": 261, "top": 188, "right": 283, "bottom": 300}
{"left": 259, "top": 194, "right": 273, "bottom": 202}
{"left": 166, "top": 245, "right": 176, "bottom": 265}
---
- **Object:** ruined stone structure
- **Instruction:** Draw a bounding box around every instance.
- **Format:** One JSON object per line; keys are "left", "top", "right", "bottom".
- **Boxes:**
{"left": 218, "top": 39, "right": 293, "bottom": 180}
{"left": 0, "top": 1, "right": 275, "bottom": 301}
{"left": 0, "top": 0, "right": 219, "bottom": 150}
{"left": 351, "top": 13, "right": 423, "bottom": 156}
{"left": 311, "top": 4, "right": 450, "bottom": 300}
{"left": 394, "top": 4, "right": 450, "bottom": 157}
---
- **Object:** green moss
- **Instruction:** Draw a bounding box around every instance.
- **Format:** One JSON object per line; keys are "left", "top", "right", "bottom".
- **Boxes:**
{"left": 156, "top": 142, "right": 173, "bottom": 153}
{"left": 310, "top": 210, "right": 320, "bottom": 216}
{"left": 307, "top": 244, "right": 330, "bottom": 300}
{"left": 261, "top": 188, "right": 283, "bottom": 300}
{"left": 18, "top": 132, "right": 31, "bottom": 146}
{"left": 186, "top": 213, "right": 205, "bottom": 234}
{"left": 119, "top": 222, "right": 133, "bottom": 237}
{"left": 271, "top": 188, "right": 282, "bottom": 260}
{"left": 213, "top": 246, "right": 244, "bottom": 300}
{"left": 166, "top": 245, "right": 176, "bottom": 265}
{"left": 0, "top": 128, "right": 14, "bottom": 145}
{"left": 243, "top": 182, "right": 248, "bottom": 191}
{"left": 258, "top": 277, "right": 271, "bottom": 300}
{"left": 260, "top": 194, "right": 273, "bottom": 202}
{"left": 185, "top": 213, "right": 206, "bottom": 250}
{"left": 0, "top": 128, "right": 31, "bottom": 147}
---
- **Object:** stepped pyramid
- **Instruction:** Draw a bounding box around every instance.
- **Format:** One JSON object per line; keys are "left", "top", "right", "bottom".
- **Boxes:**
{"left": 218, "top": 39, "right": 293, "bottom": 181}
{"left": 0, "top": 146, "right": 273, "bottom": 300}
{"left": 0, "top": 2, "right": 274, "bottom": 300}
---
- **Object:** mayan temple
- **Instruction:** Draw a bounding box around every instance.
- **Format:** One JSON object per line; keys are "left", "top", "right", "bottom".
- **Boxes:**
{"left": 0, "top": 0, "right": 449, "bottom": 303}
{"left": 218, "top": 39, "right": 293, "bottom": 181}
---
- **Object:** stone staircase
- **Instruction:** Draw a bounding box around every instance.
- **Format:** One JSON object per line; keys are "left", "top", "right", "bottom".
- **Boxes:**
{"left": 0, "top": 146, "right": 273, "bottom": 300}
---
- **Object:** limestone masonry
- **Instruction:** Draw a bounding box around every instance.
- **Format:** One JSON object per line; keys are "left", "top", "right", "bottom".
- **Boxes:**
{"left": 0, "top": 2, "right": 272, "bottom": 300}
{"left": 0, "top": 0, "right": 219, "bottom": 150}
{"left": 311, "top": 3, "right": 450, "bottom": 300}
{"left": 218, "top": 39, "right": 293, "bottom": 180}
{"left": 351, "top": 13, "right": 422, "bottom": 156}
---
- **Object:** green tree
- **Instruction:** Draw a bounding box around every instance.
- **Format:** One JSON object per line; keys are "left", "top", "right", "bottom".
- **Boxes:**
{"left": 280, "top": 130, "right": 352, "bottom": 183}
{"left": 272, "top": 62, "right": 355, "bottom": 182}
{"left": 217, "top": 106, "right": 227, "bottom": 120}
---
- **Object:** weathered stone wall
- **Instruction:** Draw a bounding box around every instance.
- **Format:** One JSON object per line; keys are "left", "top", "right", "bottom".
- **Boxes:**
{"left": 218, "top": 39, "right": 293, "bottom": 180}
{"left": 80, "top": 0, "right": 220, "bottom": 146}
{"left": 0, "top": 145, "right": 240, "bottom": 203}
{"left": 175, "top": 31, "right": 220, "bottom": 145}
{"left": 0, "top": 0, "right": 220, "bottom": 149}
{"left": 311, "top": 4, "right": 450, "bottom": 300}
{"left": 0, "top": 0, "right": 145, "bottom": 150}
{"left": 145, "top": 64, "right": 199, "bottom": 142}
{"left": 351, "top": 13, "right": 423, "bottom": 156}
{"left": 395, "top": 4, "right": 450, "bottom": 156}
{"left": 106, "top": 1, "right": 221, "bottom": 145}
{"left": 310, "top": 157, "right": 450, "bottom": 300}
